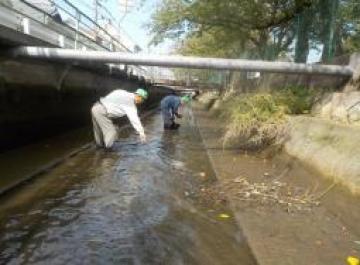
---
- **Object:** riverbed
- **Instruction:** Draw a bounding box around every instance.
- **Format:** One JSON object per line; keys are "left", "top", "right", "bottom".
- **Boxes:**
{"left": 0, "top": 110, "right": 255, "bottom": 265}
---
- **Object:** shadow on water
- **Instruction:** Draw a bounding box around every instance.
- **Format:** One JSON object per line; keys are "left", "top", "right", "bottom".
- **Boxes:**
{"left": 0, "top": 109, "right": 256, "bottom": 265}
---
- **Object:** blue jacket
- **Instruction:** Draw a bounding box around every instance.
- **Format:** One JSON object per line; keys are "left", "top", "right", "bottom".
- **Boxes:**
{"left": 160, "top": 95, "right": 181, "bottom": 117}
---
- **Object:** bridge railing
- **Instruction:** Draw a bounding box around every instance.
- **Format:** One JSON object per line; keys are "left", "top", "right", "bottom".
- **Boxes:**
{"left": 53, "top": 0, "right": 131, "bottom": 52}
{"left": 0, "top": 0, "right": 149, "bottom": 79}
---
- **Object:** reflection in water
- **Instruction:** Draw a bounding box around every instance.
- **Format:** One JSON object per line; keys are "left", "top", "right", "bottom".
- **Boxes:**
{"left": 0, "top": 110, "right": 255, "bottom": 265}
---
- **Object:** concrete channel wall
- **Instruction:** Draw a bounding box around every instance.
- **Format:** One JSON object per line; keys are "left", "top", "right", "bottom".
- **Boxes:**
{"left": 228, "top": 54, "right": 353, "bottom": 93}
{"left": 285, "top": 116, "right": 360, "bottom": 194}
{"left": 204, "top": 53, "right": 360, "bottom": 194}
{"left": 0, "top": 58, "right": 169, "bottom": 151}
{"left": 270, "top": 55, "right": 360, "bottom": 193}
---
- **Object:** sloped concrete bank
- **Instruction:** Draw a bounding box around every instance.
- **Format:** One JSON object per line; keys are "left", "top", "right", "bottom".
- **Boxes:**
{"left": 194, "top": 105, "right": 360, "bottom": 265}
{"left": 197, "top": 90, "right": 360, "bottom": 194}
{"left": 285, "top": 116, "right": 360, "bottom": 194}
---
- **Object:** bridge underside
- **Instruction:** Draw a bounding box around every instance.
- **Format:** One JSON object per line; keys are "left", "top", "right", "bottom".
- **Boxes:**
{"left": 0, "top": 1, "right": 162, "bottom": 151}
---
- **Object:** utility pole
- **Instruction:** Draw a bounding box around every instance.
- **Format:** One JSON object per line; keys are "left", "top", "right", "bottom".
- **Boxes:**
{"left": 118, "top": 0, "right": 136, "bottom": 24}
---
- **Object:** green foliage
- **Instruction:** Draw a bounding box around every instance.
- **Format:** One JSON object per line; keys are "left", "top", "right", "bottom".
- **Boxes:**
{"left": 274, "top": 86, "right": 316, "bottom": 114}
{"left": 213, "top": 86, "right": 317, "bottom": 149}
{"left": 197, "top": 91, "right": 220, "bottom": 109}
{"left": 344, "top": 36, "right": 360, "bottom": 53}
{"left": 340, "top": 0, "right": 360, "bottom": 53}
{"left": 148, "top": 0, "right": 189, "bottom": 46}
{"left": 148, "top": 0, "right": 359, "bottom": 62}
{"left": 220, "top": 94, "right": 288, "bottom": 149}
{"left": 148, "top": 0, "right": 313, "bottom": 59}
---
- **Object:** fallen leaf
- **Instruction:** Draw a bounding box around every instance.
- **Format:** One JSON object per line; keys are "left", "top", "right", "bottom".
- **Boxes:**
{"left": 315, "top": 240, "right": 323, "bottom": 246}
{"left": 218, "top": 213, "right": 231, "bottom": 219}
{"left": 234, "top": 177, "right": 244, "bottom": 183}
{"left": 347, "top": 256, "right": 359, "bottom": 265}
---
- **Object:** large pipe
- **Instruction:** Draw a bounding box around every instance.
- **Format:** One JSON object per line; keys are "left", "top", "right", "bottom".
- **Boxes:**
{"left": 6, "top": 46, "right": 354, "bottom": 77}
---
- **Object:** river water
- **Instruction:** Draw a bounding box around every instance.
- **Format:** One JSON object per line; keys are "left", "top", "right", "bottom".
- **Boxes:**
{"left": 0, "top": 110, "right": 255, "bottom": 265}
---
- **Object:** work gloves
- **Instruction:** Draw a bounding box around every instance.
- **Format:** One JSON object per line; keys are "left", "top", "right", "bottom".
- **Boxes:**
{"left": 140, "top": 133, "right": 147, "bottom": 144}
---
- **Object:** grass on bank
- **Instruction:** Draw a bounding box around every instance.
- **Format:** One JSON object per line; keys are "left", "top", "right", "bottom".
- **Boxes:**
{"left": 199, "top": 86, "right": 317, "bottom": 149}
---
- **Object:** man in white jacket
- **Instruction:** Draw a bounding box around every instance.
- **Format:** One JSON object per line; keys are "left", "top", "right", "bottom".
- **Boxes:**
{"left": 91, "top": 88, "right": 148, "bottom": 149}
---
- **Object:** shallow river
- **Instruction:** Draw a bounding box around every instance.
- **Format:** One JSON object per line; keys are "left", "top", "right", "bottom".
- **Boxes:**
{"left": 0, "top": 110, "right": 255, "bottom": 265}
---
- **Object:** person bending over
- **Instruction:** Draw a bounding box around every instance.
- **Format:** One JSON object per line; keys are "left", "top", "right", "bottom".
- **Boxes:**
{"left": 160, "top": 94, "right": 191, "bottom": 130}
{"left": 91, "top": 88, "right": 148, "bottom": 149}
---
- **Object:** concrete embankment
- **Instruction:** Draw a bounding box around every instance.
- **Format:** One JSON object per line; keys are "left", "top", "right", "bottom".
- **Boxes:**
{"left": 0, "top": 58, "right": 170, "bottom": 150}
{"left": 198, "top": 91, "right": 360, "bottom": 195}
{"left": 285, "top": 116, "right": 360, "bottom": 194}
{"left": 0, "top": 106, "right": 164, "bottom": 196}
{"left": 194, "top": 105, "right": 360, "bottom": 265}
{"left": 0, "top": 55, "right": 172, "bottom": 194}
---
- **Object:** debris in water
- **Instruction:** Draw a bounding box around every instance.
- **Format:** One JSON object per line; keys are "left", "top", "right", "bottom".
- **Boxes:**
{"left": 171, "top": 160, "right": 185, "bottom": 169}
{"left": 87, "top": 238, "right": 105, "bottom": 243}
{"left": 315, "top": 240, "right": 323, "bottom": 246}
{"left": 218, "top": 213, "right": 230, "bottom": 219}
{"left": 199, "top": 175, "right": 322, "bottom": 213}
{"left": 233, "top": 177, "right": 244, "bottom": 183}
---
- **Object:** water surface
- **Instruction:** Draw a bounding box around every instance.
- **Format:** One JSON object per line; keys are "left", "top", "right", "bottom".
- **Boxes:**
{"left": 0, "top": 110, "right": 255, "bottom": 265}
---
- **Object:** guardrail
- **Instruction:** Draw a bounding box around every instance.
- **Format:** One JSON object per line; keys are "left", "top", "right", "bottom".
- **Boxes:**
{"left": 0, "top": 0, "right": 148, "bottom": 78}
{"left": 52, "top": 0, "right": 131, "bottom": 52}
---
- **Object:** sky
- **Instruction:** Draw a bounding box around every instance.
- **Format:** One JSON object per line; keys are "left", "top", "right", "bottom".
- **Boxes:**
{"left": 70, "top": 0, "right": 174, "bottom": 54}
{"left": 68, "top": 0, "right": 321, "bottom": 62}
{"left": 104, "top": 0, "right": 321, "bottom": 62}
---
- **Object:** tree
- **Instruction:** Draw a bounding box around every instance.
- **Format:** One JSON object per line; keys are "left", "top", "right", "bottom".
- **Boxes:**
{"left": 149, "top": 0, "right": 313, "bottom": 58}
{"left": 319, "top": 0, "right": 340, "bottom": 62}
{"left": 148, "top": 0, "right": 359, "bottom": 63}
{"left": 294, "top": 7, "right": 313, "bottom": 62}
{"left": 337, "top": 0, "right": 360, "bottom": 54}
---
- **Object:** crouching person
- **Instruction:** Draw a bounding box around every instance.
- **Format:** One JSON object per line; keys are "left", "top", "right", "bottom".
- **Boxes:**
{"left": 160, "top": 94, "right": 191, "bottom": 130}
{"left": 91, "top": 88, "right": 148, "bottom": 149}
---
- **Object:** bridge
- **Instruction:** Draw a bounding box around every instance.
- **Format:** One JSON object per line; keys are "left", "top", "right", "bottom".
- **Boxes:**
{"left": 0, "top": 0, "right": 148, "bottom": 77}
